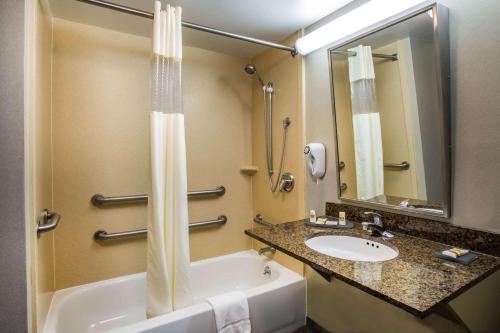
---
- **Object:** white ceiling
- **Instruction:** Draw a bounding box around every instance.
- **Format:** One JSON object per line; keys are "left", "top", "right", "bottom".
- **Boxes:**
{"left": 47, "top": 0, "right": 354, "bottom": 58}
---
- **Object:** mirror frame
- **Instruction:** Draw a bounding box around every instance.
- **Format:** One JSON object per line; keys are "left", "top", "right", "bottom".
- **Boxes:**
{"left": 328, "top": 1, "right": 451, "bottom": 219}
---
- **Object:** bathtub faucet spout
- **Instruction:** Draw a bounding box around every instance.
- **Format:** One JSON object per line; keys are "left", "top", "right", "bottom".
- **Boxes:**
{"left": 258, "top": 247, "right": 276, "bottom": 256}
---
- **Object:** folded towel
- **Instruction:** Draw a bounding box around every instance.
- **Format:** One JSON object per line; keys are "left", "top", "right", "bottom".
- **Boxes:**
{"left": 435, "top": 251, "right": 478, "bottom": 265}
{"left": 207, "top": 291, "right": 251, "bottom": 333}
{"left": 442, "top": 247, "right": 469, "bottom": 258}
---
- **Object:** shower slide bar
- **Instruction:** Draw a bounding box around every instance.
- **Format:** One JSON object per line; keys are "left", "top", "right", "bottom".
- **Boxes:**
{"left": 331, "top": 50, "right": 399, "bottom": 61}
{"left": 75, "top": 0, "right": 298, "bottom": 56}
{"left": 91, "top": 186, "right": 225, "bottom": 206}
{"left": 94, "top": 215, "right": 227, "bottom": 241}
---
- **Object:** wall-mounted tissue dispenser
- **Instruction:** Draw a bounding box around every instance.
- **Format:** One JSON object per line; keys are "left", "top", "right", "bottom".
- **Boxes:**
{"left": 304, "top": 143, "right": 326, "bottom": 179}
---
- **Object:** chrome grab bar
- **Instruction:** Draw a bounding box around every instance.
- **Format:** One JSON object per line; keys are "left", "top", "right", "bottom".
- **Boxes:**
{"left": 94, "top": 215, "right": 227, "bottom": 241}
{"left": 253, "top": 214, "right": 273, "bottom": 227}
{"left": 37, "top": 209, "right": 61, "bottom": 234}
{"left": 384, "top": 161, "right": 410, "bottom": 170}
{"left": 91, "top": 186, "right": 225, "bottom": 206}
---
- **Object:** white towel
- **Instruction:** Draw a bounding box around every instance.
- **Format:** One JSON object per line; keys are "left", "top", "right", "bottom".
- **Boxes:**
{"left": 207, "top": 291, "right": 251, "bottom": 333}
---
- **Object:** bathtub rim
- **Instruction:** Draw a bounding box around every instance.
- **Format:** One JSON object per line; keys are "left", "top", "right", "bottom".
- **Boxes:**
{"left": 43, "top": 249, "right": 304, "bottom": 333}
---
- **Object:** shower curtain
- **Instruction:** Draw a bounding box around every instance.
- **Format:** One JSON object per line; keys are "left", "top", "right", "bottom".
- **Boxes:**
{"left": 146, "top": 1, "right": 192, "bottom": 318}
{"left": 348, "top": 45, "right": 384, "bottom": 200}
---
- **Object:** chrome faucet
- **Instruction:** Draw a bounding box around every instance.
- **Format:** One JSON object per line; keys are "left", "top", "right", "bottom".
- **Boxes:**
{"left": 364, "top": 211, "right": 383, "bottom": 227}
{"left": 362, "top": 212, "right": 394, "bottom": 238}
{"left": 258, "top": 246, "right": 276, "bottom": 256}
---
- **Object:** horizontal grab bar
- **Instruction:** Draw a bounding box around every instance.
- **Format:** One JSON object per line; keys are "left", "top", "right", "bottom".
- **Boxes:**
{"left": 91, "top": 186, "right": 225, "bottom": 206}
{"left": 384, "top": 161, "right": 410, "bottom": 170}
{"left": 253, "top": 214, "right": 273, "bottom": 227}
{"left": 37, "top": 209, "right": 61, "bottom": 234}
{"left": 94, "top": 215, "right": 227, "bottom": 241}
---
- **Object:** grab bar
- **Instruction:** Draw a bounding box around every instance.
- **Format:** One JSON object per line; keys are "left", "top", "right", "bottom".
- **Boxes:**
{"left": 384, "top": 161, "right": 410, "bottom": 170}
{"left": 253, "top": 214, "right": 273, "bottom": 227}
{"left": 94, "top": 215, "right": 227, "bottom": 241}
{"left": 91, "top": 186, "right": 226, "bottom": 206}
{"left": 37, "top": 209, "right": 61, "bottom": 234}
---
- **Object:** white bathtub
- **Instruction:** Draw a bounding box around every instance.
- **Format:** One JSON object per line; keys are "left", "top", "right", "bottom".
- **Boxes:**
{"left": 44, "top": 250, "right": 305, "bottom": 333}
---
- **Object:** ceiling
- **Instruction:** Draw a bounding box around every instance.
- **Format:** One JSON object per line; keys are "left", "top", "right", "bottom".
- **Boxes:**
{"left": 47, "top": 0, "right": 354, "bottom": 58}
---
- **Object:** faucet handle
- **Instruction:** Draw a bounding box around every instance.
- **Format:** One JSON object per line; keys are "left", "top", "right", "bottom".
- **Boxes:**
{"left": 363, "top": 211, "right": 383, "bottom": 225}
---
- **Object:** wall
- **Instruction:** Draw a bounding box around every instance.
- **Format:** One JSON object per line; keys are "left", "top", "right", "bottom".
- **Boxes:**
{"left": 331, "top": 58, "right": 357, "bottom": 199}
{"left": 249, "top": 33, "right": 306, "bottom": 274}
{"left": 51, "top": 19, "right": 253, "bottom": 289}
{"left": 306, "top": 266, "right": 500, "bottom": 333}
{"left": 375, "top": 42, "right": 420, "bottom": 199}
{"left": 305, "top": 0, "right": 500, "bottom": 233}
{"left": 27, "top": 0, "right": 56, "bottom": 331}
{"left": 0, "top": 0, "right": 29, "bottom": 331}
{"left": 304, "top": 0, "right": 500, "bottom": 331}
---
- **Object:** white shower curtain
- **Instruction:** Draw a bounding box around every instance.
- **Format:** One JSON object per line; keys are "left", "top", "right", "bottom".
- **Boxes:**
{"left": 348, "top": 45, "right": 384, "bottom": 200}
{"left": 147, "top": 1, "right": 192, "bottom": 318}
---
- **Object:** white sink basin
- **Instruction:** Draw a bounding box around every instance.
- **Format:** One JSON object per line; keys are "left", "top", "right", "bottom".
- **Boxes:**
{"left": 305, "top": 235, "right": 398, "bottom": 262}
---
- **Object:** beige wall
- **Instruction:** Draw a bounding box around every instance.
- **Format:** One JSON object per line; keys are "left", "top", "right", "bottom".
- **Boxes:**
{"left": 25, "top": 0, "right": 55, "bottom": 331}
{"left": 375, "top": 42, "right": 420, "bottom": 199}
{"left": 331, "top": 58, "right": 357, "bottom": 199}
{"left": 249, "top": 33, "right": 305, "bottom": 274}
{"left": 51, "top": 19, "right": 253, "bottom": 289}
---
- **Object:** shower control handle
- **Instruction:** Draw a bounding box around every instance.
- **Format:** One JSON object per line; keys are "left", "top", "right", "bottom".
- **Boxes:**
{"left": 279, "top": 173, "right": 295, "bottom": 192}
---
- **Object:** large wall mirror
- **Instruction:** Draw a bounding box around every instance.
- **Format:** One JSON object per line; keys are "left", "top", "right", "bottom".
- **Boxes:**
{"left": 329, "top": 3, "right": 450, "bottom": 218}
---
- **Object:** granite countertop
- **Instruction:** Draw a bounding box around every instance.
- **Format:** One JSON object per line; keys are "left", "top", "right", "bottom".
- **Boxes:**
{"left": 245, "top": 219, "right": 500, "bottom": 317}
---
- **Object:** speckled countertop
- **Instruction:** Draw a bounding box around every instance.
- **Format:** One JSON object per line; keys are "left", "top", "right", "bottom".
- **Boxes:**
{"left": 245, "top": 219, "right": 500, "bottom": 317}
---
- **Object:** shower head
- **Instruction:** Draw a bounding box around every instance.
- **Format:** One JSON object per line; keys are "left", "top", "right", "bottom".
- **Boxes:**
{"left": 244, "top": 64, "right": 265, "bottom": 87}
{"left": 244, "top": 64, "right": 256, "bottom": 75}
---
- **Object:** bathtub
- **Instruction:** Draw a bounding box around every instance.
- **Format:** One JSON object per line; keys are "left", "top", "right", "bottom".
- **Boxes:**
{"left": 44, "top": 250, "right": 306, "bottom": 333}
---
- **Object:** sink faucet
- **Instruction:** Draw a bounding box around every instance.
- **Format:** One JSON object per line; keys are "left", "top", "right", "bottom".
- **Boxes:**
{"left": 258, "top": 246, "right": 276, "bottom": 256}
{"left": 363, "top": 212, "right": 394, "bottom": 238}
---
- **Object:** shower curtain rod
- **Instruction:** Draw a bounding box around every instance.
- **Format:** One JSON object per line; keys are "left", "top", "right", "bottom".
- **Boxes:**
{"left": 75, "top": 0, "right": 298, "bottom": 56}
{"left": 331, "top": 50, "right": 398, "bottom": 61}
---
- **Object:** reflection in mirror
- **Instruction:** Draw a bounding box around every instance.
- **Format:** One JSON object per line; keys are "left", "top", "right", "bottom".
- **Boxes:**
{"left": 330, "top": 5, "right": 449, "bottom": 217}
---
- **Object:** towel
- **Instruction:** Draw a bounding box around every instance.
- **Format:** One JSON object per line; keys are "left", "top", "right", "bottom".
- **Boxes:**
{"left": 207, "top": 291, "right": 251, "bottom": 333}
{"left": 435, "top": 251, "right": 478, "bottom": 265}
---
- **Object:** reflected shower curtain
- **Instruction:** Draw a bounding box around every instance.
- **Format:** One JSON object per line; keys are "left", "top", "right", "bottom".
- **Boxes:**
{"left": 147, "top": 1, "right": 192, "bottom": 318}
{"left": 348, "top": 45, "right": 384, "bottom": 200}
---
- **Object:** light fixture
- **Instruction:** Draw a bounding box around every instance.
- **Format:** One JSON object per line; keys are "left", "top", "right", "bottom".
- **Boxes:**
{"left": 295, "top": 0, "right": 428, "bottom": 55}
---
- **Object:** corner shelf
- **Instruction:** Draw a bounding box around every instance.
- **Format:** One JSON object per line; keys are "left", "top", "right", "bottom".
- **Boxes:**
{"left": 240, "top": 165, "right": 258, "bottom": 176}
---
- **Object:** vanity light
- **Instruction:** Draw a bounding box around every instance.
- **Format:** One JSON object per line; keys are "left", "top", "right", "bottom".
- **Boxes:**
{"left": 295, "top": 0, "right": 428, "bottom": 55}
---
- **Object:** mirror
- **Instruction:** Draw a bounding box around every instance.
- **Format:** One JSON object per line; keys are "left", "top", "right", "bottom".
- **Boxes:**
{"left": 329, "top": 4, "right": 450, "bottom": 218}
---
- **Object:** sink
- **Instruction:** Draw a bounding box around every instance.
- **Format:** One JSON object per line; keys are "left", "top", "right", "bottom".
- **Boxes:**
{"left": 305, "top": 235, "right": 398, "bottom": 262}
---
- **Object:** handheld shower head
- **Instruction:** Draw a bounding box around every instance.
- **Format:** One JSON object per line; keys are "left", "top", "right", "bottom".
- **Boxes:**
{"left": 244, "top": 64, "right": 265, "bottom": 87}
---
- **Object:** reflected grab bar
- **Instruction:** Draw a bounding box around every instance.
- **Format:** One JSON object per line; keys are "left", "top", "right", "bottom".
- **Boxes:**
{"left": 94, "top": 215, "right": 227, "bottom": 241}
{"left": 384, "top": 161, "right": 410, "bottom": 170}
{"left": 91, "top": 186, "right": 225, "bottom": 206}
